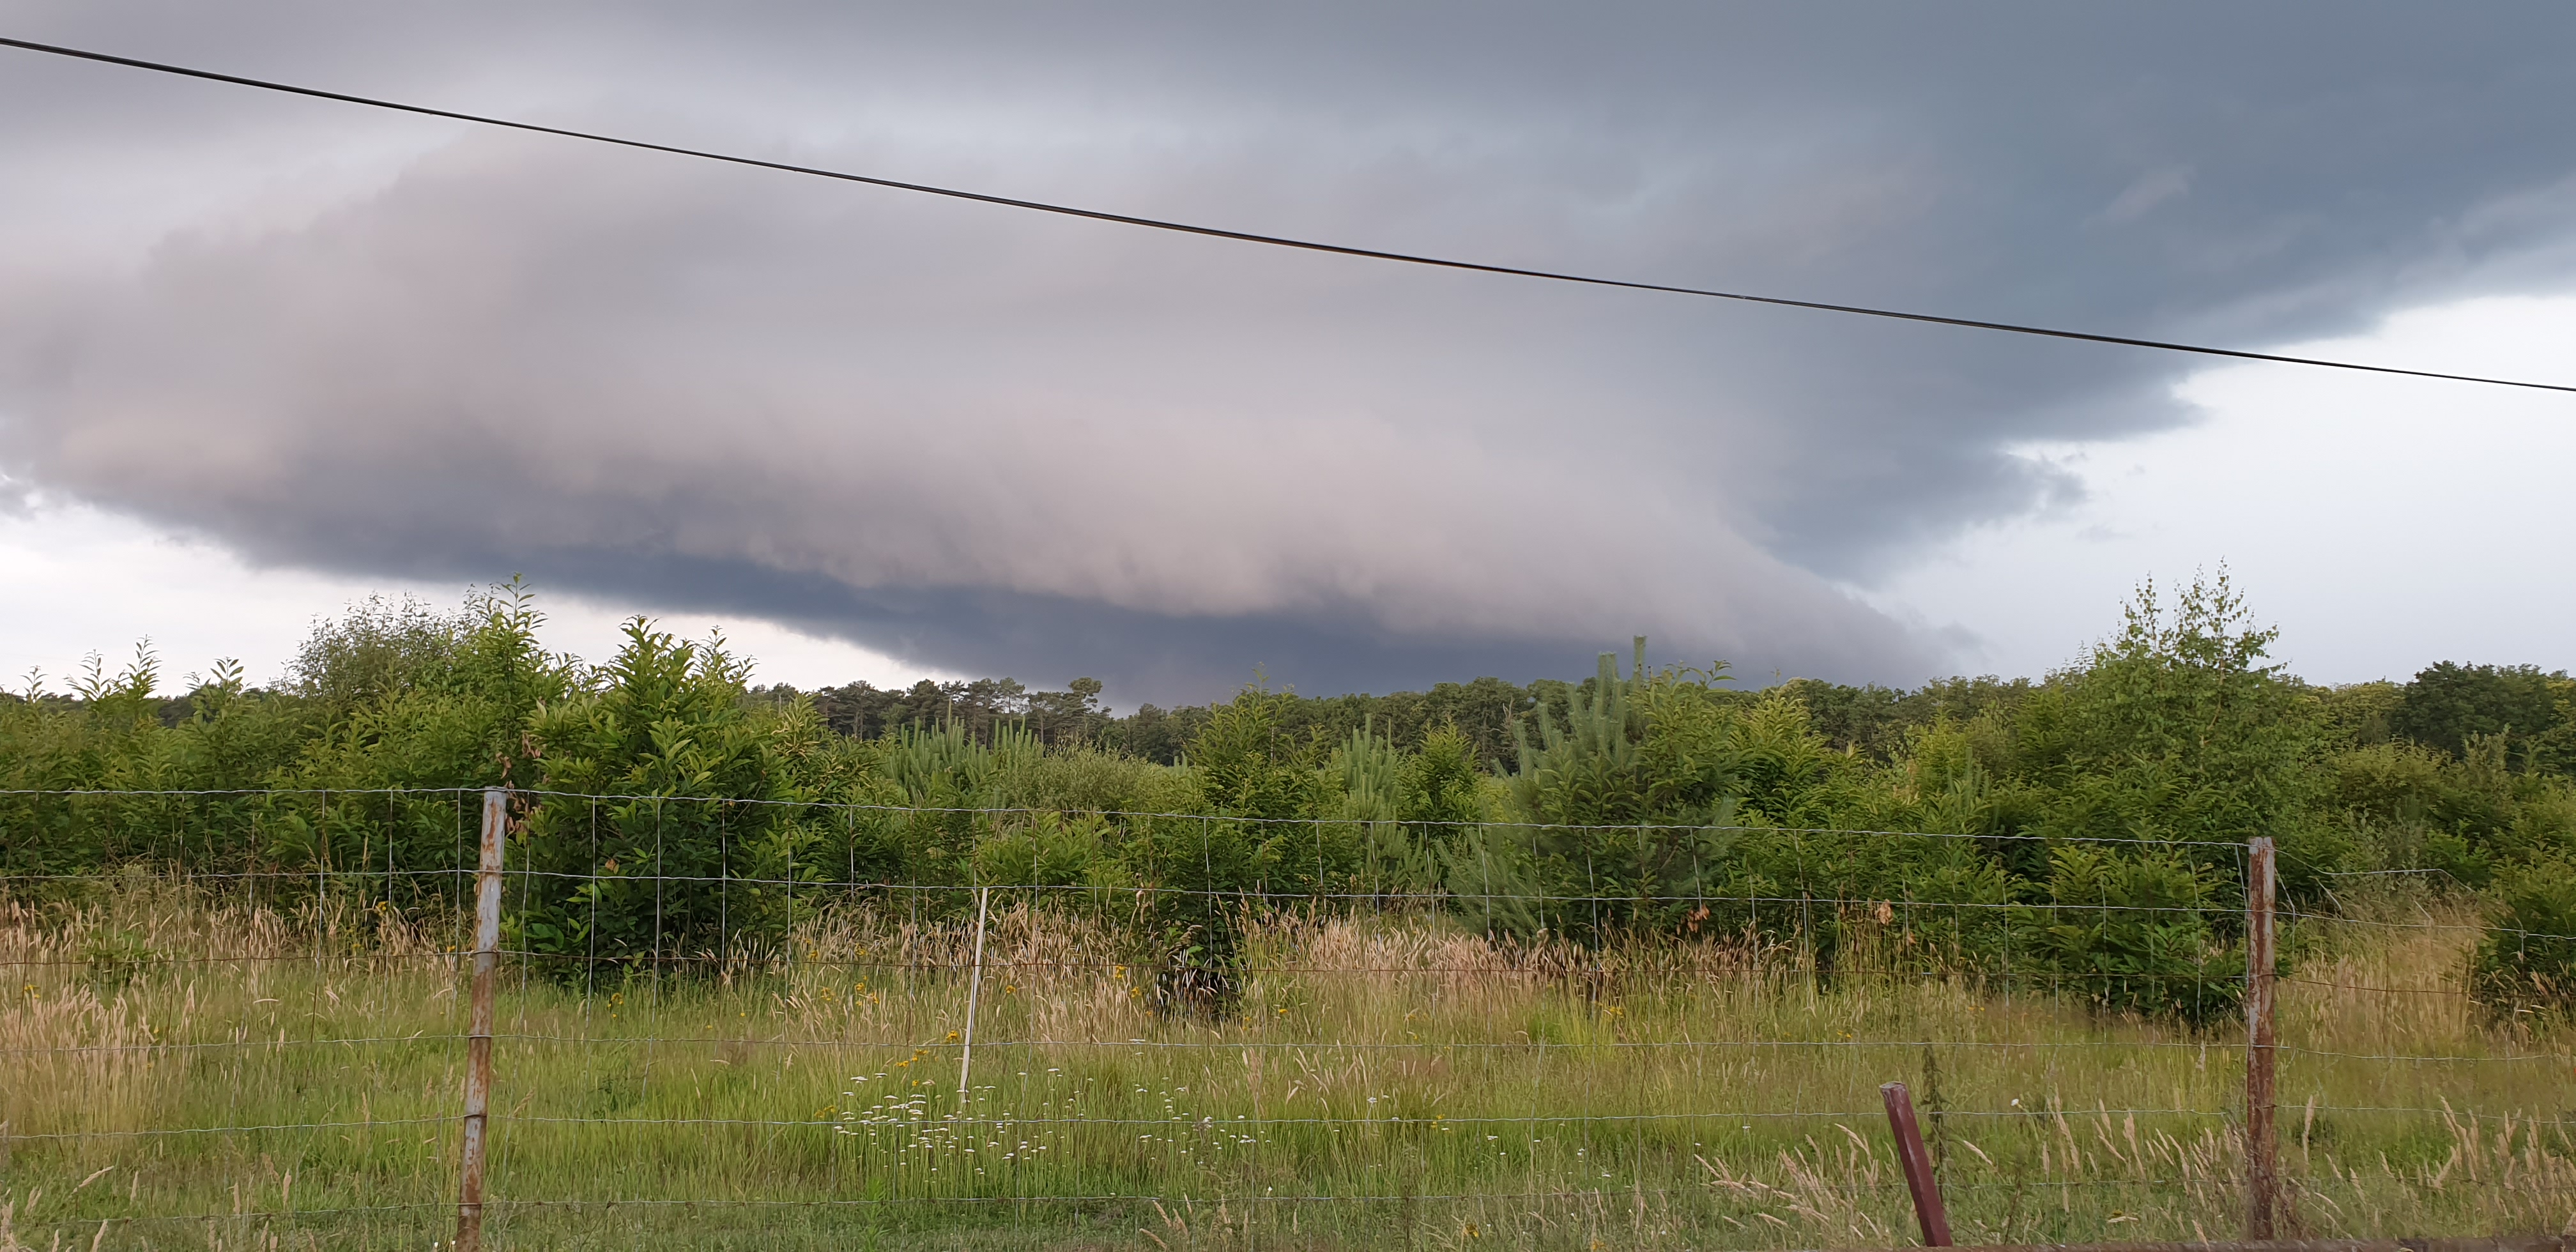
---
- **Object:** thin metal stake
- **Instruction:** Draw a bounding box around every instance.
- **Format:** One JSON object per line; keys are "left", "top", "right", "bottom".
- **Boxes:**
{"left": 1881, "top": 1081, "right": 1951, "bottom": 1246}
{"left": 957, "top": 885, "right": 993, "bottom": 1109}
{"left": 2246, "top": 835, "right": 2279, "bottom": 1241}
{"left": 456, "top": 788, "right": 506, "bottom": 1252}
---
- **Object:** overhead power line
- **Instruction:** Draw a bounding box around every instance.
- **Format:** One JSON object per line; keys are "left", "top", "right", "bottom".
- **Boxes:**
{"left": 4, "top": 34, "right": 2570, "bottom": 395}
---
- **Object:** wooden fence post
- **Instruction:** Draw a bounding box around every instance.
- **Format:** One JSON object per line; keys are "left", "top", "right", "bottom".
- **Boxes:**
{"left": 2246, "top": 835, "right": 2278, "bottom": 1241}
{"left": 1882, "top": 1081, "right": 1952, "bottom": 1246}
{"left": 457, "top": 788, "right": 506, "bottom": 1252}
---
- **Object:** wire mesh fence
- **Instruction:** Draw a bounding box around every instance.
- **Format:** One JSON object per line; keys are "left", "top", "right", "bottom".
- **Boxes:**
{"left": 4, "top": 787, "right": 2573, "bottom": 1249}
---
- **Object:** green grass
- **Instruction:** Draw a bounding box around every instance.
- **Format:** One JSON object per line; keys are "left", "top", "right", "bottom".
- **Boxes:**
{"left": 5, "top": 880, "right": 2573, "bottom": 1249}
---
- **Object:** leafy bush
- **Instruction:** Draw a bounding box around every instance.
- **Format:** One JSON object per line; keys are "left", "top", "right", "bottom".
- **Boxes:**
{"left": 513, "top": 620, "right": 831, "bottom": 977}
{"left": 2014, "top": 844, "right": 2246, "bottom": 1027}
{"left": 2392, "top": 662, "right": 2567, "bottom": 763}
{"left": 1460, "top": 645, "right": 1747, "bottom": 944}
{"left": 2469, "top": 857, "right": 2576, "bottom": 1022}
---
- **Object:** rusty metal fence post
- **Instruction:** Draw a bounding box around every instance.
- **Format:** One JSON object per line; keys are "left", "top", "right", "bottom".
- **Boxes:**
{"left": 2245, "top": 835, "right": 2278, "bottom": 1241}
{"left": 1882, "top": 1081, "right": 1952, "bottom": 1246}
{"left": 457, "top": 788, "right": 507, "bottom": 1252}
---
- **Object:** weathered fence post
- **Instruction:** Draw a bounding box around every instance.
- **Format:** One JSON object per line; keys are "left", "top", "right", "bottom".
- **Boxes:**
{"left": 956, "top": 885, "right": 993, "bottom": 1110}
{"left": 1882, "top": 1081, "right": 1951, "bottom": 1246}
{"left": 457, "top": 788, "right": 506, "bottom": 1252}
{"left": 2245, "top": 834, "right": 2278, "bottom": 1241}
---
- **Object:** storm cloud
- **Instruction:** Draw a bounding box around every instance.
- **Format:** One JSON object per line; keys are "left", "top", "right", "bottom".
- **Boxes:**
{"left": 4, "top": 3, "right": 2573, "bottom": 699}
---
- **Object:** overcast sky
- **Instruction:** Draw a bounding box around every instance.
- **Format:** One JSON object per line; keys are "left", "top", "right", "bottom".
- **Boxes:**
{"left": 3, "top": 3, "right": 2573, "bottom": 703}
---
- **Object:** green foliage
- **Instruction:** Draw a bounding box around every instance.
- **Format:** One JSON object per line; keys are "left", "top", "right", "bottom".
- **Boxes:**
{"left": 2392, "top": 662, "right": 2569, "bottom": 765}
{"left": 974, "top": 810, "right": 1131, "bottom": 912}
{"left": 2039, "top": 571, "right": 2320, "bottom": 848}
{"left": 1404, "top": 722, "right": 1484, "bottom": 831}
{"left": 1190, "top": 683, "right": 1325, "bottom": 822}
{"left": 2014, "top": 844, "right": 2245, "bottom": 1026}
{"left": 1503, "top": 643, "right": 1654, "bottom": 828}
{"left": 2318, "top": 732, "right": 2576, "bottom": 887}
{"left": 2470, "top": 857, "right": 2576, "bottom": 1022}
{"left": 285, "top": 593, "right": 470, "bottom": 724}
{"left": 803, "top": 674, "right": 1116, "bottom": 749}
{"left": 514, "top": 619, "right": 831, "bottom": 975}
{"left": 13, "top": 572, "right": 2576, "bottom": 1027}
{"left": 1782, "top": 673, "right": 2036, "bottom": 760}
{"left": 288, "top": 582, "right": 581, "bottom": 899}
{"left": 1727, "top": 692, "right": 1866, "bottom": 828}
{"left": 1465, "top": 645, "right": 1767, "bottom": 946}
{"left": 2316, "top": 680, "right": 2403, "bottom": 747}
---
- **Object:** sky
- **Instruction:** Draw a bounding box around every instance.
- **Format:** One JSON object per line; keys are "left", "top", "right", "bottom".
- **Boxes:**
{"left": 2, "top": 3, "right": 2573, "bottom": 703}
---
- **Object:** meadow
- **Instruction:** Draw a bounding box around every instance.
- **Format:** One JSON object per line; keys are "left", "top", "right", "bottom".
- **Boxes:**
{"left": 4, "top": 874, "right": 2570, "bottom": 1251}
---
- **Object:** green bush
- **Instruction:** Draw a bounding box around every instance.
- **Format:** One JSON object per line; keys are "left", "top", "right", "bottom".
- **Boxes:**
{"left": 2014, "top": 844, "right": 2246, "bottom": 1027}
{"left": 512, "top": 620, "right": 832, "bottom": 979}
{"left": 2469, "top": 857, "right": 2576, "bottom": 1022}
{"left": 1462, "top": 645, "right": 1749, "bottom": 945}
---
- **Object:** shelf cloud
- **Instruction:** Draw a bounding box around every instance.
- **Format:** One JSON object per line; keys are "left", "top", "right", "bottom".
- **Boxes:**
{"left": 4, "top": 3, "right": 2574, "bottom": 698}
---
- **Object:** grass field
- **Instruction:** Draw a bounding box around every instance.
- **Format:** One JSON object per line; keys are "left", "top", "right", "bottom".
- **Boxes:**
{"left": 4, "top": 877, "right": 2572, "bottom": 1250}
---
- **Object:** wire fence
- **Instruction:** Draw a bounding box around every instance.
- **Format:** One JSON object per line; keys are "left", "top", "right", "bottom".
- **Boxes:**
{"left": 3, "top": 787, "right": 2572, "bottom": 1249}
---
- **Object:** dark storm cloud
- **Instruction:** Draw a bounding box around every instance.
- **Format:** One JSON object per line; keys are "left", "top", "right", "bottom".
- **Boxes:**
{"left": 2, "top": 3, "right": 2573, "bottom": 699}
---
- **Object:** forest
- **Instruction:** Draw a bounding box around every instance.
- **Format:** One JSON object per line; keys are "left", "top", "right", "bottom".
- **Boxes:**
{"left": 6, "top": 573, "right": 2576, "bottom": 1021}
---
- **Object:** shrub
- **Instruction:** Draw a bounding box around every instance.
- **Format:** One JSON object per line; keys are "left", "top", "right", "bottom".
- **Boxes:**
{"left": 1468, "top": 645, "right": 1754, "bottom": 945}
{"left": 2469, "top": 857, "right": 2576, "bottom": 1022}
{"left": 2014, "top": 844, "right": 2246, "bottom": 1027}
{"left": 512, "top": 620, "right": 831, "bottom": 979}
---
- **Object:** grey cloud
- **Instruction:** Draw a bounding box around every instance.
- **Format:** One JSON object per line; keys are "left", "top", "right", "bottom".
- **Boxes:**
{"left": 3, "top": 3, "right": 2574, "bottom": 699}
{"left": 2098, "top": 167, "right": 2193, "bottom": 227}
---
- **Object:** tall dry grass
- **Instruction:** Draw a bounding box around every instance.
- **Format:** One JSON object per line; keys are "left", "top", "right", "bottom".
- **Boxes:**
{"left": 3, "top": 878, "right": 2572, "bottom": 1249}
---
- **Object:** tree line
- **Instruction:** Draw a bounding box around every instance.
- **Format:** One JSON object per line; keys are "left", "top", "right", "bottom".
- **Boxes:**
{"left": 6, "top": 574, "right": 2574, "bottom": 1021}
